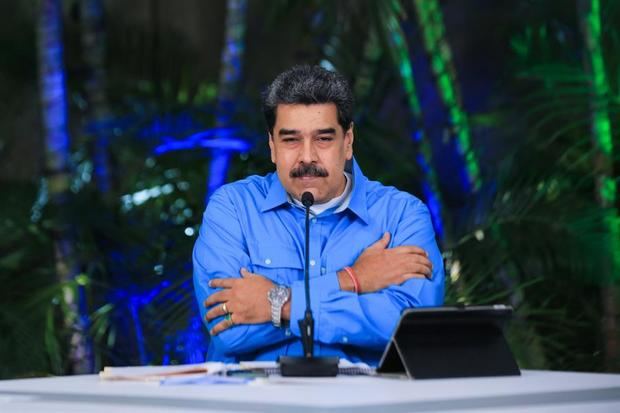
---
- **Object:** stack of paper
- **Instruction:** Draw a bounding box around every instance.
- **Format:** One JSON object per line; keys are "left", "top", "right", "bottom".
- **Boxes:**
{"left": 99, "top": 362, "right": 225, "bottom": 382}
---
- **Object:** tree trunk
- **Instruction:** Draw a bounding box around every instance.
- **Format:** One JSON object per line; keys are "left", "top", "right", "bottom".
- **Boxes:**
{"left": 207, "top": 0, "right": 248, "bottom": 197}
{"left": 37, "top": 0, "right": 91, "bottom": 374}
{"left": 81, "top": 0, "right": 112, "bottom": 195}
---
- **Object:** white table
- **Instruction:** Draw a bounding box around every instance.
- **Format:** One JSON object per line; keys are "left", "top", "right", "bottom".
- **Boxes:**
{"left": 1, "top": 370, "right": 620, "bottom": 412}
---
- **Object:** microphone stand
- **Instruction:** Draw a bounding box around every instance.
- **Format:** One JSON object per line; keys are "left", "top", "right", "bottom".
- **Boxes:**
{"left": 279, "top": 192, "right": 339, "bottom": 377}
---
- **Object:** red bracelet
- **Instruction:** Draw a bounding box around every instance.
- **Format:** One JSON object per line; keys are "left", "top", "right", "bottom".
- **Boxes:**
{"left": 343, "top": 266, "right": 360, "bottom": 293}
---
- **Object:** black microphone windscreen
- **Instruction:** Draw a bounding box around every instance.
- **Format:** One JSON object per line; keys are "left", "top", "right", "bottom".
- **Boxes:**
{"left": 301, "top": 192, "right": 314, "bottom": 207}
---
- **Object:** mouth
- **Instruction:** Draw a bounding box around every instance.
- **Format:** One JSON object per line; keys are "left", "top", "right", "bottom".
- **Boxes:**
{"left": 294, "top": 175, "right": 325, "bottom": 183}
{"left": 294, "top": 176, "right": 323, "bottom": 187}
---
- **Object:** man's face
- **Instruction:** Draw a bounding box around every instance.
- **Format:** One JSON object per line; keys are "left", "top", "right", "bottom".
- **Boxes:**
{"left": 269, "top": 103, "right": 354, "bottom": 204}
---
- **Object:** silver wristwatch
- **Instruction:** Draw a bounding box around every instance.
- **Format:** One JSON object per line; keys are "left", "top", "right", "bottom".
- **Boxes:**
{"left": 267, "top": 285, "right": 290, "bottom": 328}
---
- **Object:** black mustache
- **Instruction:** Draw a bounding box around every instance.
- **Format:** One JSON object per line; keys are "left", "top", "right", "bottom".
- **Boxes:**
{"left": 290, "top": 164, "right": 329, "bottom": 178}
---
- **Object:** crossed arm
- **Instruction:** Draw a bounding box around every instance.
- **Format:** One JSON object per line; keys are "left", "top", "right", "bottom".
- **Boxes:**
{"left": 204, "top": 232, "right": 433, "bottom": 335}
{"left": 193, "top": 188, "right": 444, "bottom": 357}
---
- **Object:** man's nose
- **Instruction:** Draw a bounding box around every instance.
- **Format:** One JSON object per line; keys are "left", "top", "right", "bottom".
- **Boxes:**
{"left": 300, "top": 138, "right": 317, "bottom": 163}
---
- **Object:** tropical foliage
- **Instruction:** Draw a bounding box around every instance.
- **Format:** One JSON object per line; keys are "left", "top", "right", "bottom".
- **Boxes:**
{"left": 0, "top": 0, "right": 618, "bottom": 378}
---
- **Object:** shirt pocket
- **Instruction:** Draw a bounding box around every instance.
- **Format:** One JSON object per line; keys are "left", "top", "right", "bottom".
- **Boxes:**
{"left": 247, "top": 241, "right": 303, "bottom": 285}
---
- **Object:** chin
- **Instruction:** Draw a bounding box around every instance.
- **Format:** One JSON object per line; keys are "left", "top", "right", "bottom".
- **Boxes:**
{"left": 293, "top": 182, "right": 318, "bottom": 193}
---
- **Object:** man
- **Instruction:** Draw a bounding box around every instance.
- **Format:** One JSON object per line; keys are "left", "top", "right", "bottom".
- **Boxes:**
{"left": 193, "top": 65, "right": 444, "bottom": 365}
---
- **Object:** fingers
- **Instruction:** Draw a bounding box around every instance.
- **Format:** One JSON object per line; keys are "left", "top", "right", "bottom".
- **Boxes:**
{"left": 209, "top": 278, "right": 237, "bottom": 289}
{"left": 205, "top": 275, "right": 246, "bottom": 309}
{"left": 404, "top": 257, "right": 433, "bottom": 279}
{"left": 390, "top": 254, "right": 433, "bottom": 280}
{"left": 209, "top": 313, "right": 236, "bottom": 336}
{"left": 205, "top": 302, "right": 231, "bottom": 321}
{"left": 391, "top": 250, "right": 432, "bottom": 268}
{"left": 407, "top": 257, "right": 433, "bottom": 277}
{"left": 390, "top": 245, "right": 428, "bottom": 256}
{"left": 367, "top": 232, "right": 391, "bottom": 251}
{"left": 400, "top": 271, "right": 432, "bottom": 282}
{"left": 204, "top": 290, "right": 231, "bottom": 307}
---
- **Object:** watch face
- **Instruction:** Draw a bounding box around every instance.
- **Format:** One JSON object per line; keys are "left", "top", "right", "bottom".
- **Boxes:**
{"left": 268, "top": 286, "right": 289, "bottom": 304}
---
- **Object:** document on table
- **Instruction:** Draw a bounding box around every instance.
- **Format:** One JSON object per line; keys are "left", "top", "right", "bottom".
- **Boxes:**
{"left": 99, "top": 362, "right": 225, "bottom": 382}
{"left": 99, "top": 359, "right": 375, "bottom": 385}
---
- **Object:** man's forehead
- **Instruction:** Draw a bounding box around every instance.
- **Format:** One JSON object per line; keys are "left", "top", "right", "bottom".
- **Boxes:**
{"left": 273, "top": 103, "right": 340, "bottom": 132}
{"left": 275, "top": 103, "right": 337, "bottom": 119}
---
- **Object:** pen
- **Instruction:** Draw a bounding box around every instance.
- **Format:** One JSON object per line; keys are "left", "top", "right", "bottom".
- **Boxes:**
{"left": 225, "top": 368, "right": 269, "bottom": 378}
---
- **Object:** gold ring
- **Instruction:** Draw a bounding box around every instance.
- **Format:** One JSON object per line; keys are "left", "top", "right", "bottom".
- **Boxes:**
{"left": 222, "top": 303, "right": 228, "bottom": 314}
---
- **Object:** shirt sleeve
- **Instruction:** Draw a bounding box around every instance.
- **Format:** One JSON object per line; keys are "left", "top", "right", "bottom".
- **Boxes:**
{"left": 193, "top": 187, "right": 290, "bottom": 358}
{"left": 289, "top": 199, "right": 445, "bottom": 351}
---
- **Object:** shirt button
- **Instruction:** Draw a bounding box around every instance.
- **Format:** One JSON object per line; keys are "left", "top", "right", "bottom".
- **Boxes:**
{"left": 342, "top": 336, "right": 349, "bottom": 343}
{"left": 320, "top": 267, "right": 326, "bottom": 274}
{"left": 265, "top": 258, "right": 272, "bottom": 265}
{"left": 311, "top": 218, "right": 317, "bottom": 224}
{"left": 285, "top": 328, "right": 291, "bottom": 337}
{"left": 310, "top": 259, "right": 316, "bottom": 266}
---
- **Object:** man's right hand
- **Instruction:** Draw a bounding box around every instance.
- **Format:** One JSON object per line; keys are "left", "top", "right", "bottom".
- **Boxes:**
{"left": 338, "top": 232, "right": 433, "bottom": 293}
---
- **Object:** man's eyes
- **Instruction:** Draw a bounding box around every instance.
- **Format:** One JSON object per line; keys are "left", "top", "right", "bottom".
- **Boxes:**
{"left": 281, "top": 136, "right": 333, "bottom": 142}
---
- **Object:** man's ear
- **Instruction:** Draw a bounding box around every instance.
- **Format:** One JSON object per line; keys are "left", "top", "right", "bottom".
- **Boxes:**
{"left": 345, "top": 123, "right": 354, "bottom": 160}
{"left": 268, "top": 132, "right": 276, "bottom": 164}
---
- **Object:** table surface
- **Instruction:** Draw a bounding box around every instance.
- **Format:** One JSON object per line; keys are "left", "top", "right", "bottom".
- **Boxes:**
{"left": 1, "top": 370, "right": 620, "bottom": 412}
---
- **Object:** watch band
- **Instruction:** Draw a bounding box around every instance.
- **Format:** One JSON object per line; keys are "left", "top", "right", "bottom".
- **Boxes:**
{"left": 271, "top": 299, "right": 284, "bottom": 328}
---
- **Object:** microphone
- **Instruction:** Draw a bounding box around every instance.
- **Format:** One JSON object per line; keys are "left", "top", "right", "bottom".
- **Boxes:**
{"left": 300, "top": 192, "right": 314, "bottom": 357}
{"left": 279, "top": 191, "right": 339, "bottom": 376}
{"left": 301, "top": 191, "right": 314, "bottom": 208}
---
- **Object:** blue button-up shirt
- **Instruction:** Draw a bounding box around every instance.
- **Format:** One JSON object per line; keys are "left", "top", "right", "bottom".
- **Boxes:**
{"left": 193, "top": 159, "right": 444, "bottom": 365}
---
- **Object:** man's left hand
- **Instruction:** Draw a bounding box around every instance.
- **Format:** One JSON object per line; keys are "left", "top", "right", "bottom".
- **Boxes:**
{"left": 204, "top": 268, "right": 273, "bottom": 336}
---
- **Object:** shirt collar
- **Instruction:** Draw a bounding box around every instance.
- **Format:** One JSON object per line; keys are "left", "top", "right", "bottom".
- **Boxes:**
{"left": 260, "top": 157, "right": 369, "bottom": 224}
{"left": 346, "top": 158, "right": 369, "bottom": 224}
{"left": 260, "top": 172, "right": 288, "bottom": 212}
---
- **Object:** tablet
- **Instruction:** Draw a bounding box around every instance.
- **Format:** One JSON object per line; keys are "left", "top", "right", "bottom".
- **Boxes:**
{"left": 376, "top": 305, "right": 520, "bottom": 379}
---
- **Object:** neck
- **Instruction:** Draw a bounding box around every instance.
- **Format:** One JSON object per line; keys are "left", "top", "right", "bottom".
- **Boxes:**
{"left": 291, "top": 173, "right": 352, "bottom": 215}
